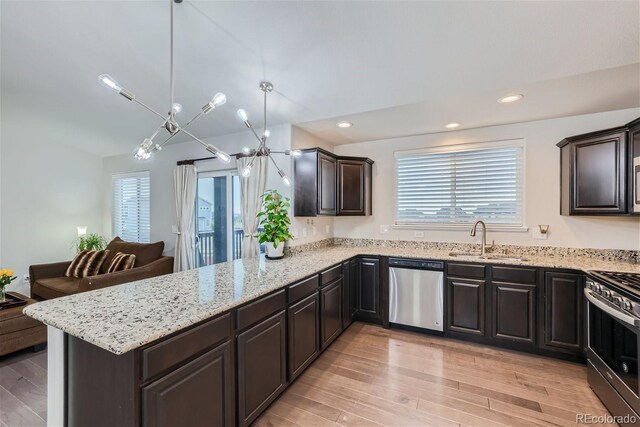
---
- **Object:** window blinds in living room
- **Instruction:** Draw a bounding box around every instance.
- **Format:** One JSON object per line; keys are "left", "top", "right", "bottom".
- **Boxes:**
{"left": 112, "top": 171, "right": 151, "bottom": 243}
{"left": 395, "top": 139, "right": 525, "bottom": 227}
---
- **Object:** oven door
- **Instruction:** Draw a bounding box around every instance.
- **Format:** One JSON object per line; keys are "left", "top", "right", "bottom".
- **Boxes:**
{"left": 585, "top": 288, "right": 640, "bottom": 414}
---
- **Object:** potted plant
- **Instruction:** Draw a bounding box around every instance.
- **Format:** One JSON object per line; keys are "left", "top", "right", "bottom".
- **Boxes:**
{"left": 257, "top": 190, "right": 294, "bottom": 259}
{"left": 0, "top": 269, "right": 17, "bottom": 302}
{"left": 74, "top": 233, "right": 108, "bottom": 253}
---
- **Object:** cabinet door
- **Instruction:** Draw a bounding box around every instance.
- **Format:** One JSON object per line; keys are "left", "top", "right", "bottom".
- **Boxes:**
{"left": 571, "top": 131, "right": 627, "bottom": 214}
{"left": 320, "top": 279, "right": 343, "bottom": 349}
{"left": 491, "top": 282, "right": 536, "bottom": 345}
{"left": 342, "top": 262, "right": 352, "bottom": 328}
{"left": 237, "top": 311, "right": 287, "bottom": 426}
{"left": 349, "top": 259, "right": 360, "bottom": 322}
{"left": 318, "top": 152, "right": 337, "bottom": 215}
{"left": 337, "top": 159, "right": 365, "bottom": 215}
{"left": 358, "top": 257, "right": 381, "bottom": 322}
{"left": 446, "top": 278, "right": 485, "bottom": 336}
{"left": 142, "top": 341, "right": 232, "bottom": 427}
{"left": 288, "top": 293, "right": 320, "bottom": 380}
{"left": 543, "top": 272, "right": 583, "bottom": 353}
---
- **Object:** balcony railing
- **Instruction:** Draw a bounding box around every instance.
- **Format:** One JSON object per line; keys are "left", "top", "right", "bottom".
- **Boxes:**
{"left": 197, "top": 228, "right": 264, "bottom": 266}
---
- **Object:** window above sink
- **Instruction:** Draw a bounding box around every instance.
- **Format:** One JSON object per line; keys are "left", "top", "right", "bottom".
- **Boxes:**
{"left": 393, "top": 139, "right": 527, "bottom": 232}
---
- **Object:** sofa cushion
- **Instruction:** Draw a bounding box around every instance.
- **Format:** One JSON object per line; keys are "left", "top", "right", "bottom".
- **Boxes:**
{"left": 65, "top": 249, "right": 110, "bottom": 278}
{"left": 101, "top": 237, "right": 164, "bottom": 274}
{"left": 32, "top": 276, "right": 81, "bottom": 300}
{"left": 106, "top": 252, "right": 136, "bottom": 273}
{"left": 0, "top": 295, "right": 44, "bottom": 335}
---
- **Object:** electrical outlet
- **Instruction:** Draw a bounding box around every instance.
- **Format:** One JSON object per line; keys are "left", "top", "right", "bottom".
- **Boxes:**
{"left": 23, "top": 274, "right": 29, "bottom": 283}
{"left": 302, "top": 227, "right": 307, "bottom": 238}
{"left": 325, "top": 225, "right": 330, "bottom": 234}
{"left": 533, "top": 228, "right": 549, "bottom": 240}
{"left": 414, "top": 231, "right": 425, "bottom": 238}
{"left": 380, "top": 225, "right": 390, "bottom": 234}
{"left": 312, "top": 226, "right": 317, "bottom": 236}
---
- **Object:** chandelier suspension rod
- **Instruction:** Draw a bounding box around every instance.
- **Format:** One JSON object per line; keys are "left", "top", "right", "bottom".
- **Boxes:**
{"left": 263, "top": 88, "right": 267, "bottom": 134}
{"left": 169, "top": 0, "right": 175, "bottom": 117}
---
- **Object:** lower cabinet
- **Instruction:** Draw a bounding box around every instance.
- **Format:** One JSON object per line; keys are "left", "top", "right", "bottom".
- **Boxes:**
{"left": 491, "top": 282, "right": 536, "bottom": 345}
{"left": 342, "top": 261, "right": 352, "bottom": 329}
{"left": 348, "top": 259, "right": 360, "bottom": 322}
{"left": 320, "top": 279, "right": 344, "bottom": 349}
{"left": 288, "top": 293, "right": 320, "bottom": 380}
{"left": 542, "top": 271, "right": 584, "bottom": 354}
{"left": 357, "top": 257, "right": 382, "bottom": 323}
{"left": 446, "top": 277, "right": 486, "bottom": 336}
{"left": 237, "top": 310, "right": 287, "bottom": 426}
{"left": 142, "top": 341, "right": 232, "bottom": 427}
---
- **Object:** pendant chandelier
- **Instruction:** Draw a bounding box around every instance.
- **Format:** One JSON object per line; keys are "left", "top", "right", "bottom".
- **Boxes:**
{"left": 98, "top": 0, "right": 230, "bottom": 163}
{"left": 236, "top": 81, "right": 301, "bottom": 186}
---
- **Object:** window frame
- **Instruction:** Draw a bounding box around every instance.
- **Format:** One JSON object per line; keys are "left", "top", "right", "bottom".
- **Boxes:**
{"left": 392, "top": 139, "right": 528, "bottom": 232}
{"left": 112, "top": 171, "right": 151, "bottom": 243}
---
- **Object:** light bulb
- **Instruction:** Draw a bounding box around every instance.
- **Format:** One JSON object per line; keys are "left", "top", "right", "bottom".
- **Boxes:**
{"left": 237, "top": 109, "right": 248, "bottom": 122}
{"left": 215, "top": 150, "right": 231, "bottom": 164}
{"left": 98, "top": 74, "right": 121, "bottom": 92}
{"left": 278, "top": 170, "right": 291, "bottom": 186}
{"left": 263, "top": 129, "right": 271, "bottom": 139}
{"left": 133, "top": 138, "right": 154, "bottom": 160}
{"left": 171, "top": 102, "right": 182, "bottom": 114}
{"left": 212, "top": 93, "right": 226, "bottom": 107}
{"left": 290, "top": 150, "right": 302, "bottom": 157}
{"left": 242, "top": 146, "right": 252, "bottom": 155}
{"left": 242, "top": 165, "right": 252, "bottom": 177}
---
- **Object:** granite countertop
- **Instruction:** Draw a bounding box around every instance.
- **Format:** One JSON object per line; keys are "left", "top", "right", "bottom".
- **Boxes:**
{"left": 24, "top": 245, "right": 640, "bottom": 355}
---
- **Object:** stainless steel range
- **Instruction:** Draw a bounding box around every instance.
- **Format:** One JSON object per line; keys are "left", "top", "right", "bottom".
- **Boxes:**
{"left": 585, "top": 271, "right": 640, "bottom": 426}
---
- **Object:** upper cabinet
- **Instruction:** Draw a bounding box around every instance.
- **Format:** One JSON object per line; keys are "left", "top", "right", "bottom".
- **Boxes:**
{"left": 628, "top": 117, "right": 640, "bottom": 214}
{"left": 558, "top": 121, "right": 639, "bottom": 215}
{"left": 294, "top": 148, "right": 373, "bottom": 217}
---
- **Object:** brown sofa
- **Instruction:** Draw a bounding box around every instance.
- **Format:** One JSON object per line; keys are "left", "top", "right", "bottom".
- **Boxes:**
{"left": 29, "top": 237, "right": 174, "bottom": 300}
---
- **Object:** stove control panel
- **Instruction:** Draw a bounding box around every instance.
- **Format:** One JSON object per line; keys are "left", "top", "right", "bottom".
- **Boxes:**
{"left": 587, "top": 280, "right": 639, "bottom": 318}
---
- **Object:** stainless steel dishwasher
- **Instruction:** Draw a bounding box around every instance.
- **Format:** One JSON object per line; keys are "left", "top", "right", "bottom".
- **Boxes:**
{"left": 389, "top": 258, "right": 444, "bottom": 332}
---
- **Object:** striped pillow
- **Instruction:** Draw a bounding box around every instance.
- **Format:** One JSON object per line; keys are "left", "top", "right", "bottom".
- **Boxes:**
{"left": 106, "top": 252, "right": 136, "bottom": 273}
{"left": 65, "top": 249, "right": 110, "bottom": 278}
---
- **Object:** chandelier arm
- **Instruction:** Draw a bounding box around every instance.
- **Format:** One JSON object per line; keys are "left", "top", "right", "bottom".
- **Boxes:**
{"left": 263, "top": 89, "right": 267, "bottom": 134}
{"left": 182, "top": 111, "right": 204, "bottom": 128}
{"left": 267, "top": 153, "right": 284, "bottom": 174}
{"left": 247, "top": 125, "right": 264, "bottom": 146}
{"left": 132, "top": 98, "right": 171, "bottom": 122}
{"left": 156, "top": 129, "right": 180, "bottom": 149}
{"left": 180, "top": 128, "right": 226, "bottom": 157}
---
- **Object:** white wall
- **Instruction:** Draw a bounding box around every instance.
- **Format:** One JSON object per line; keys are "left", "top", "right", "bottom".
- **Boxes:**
{"left": 333, "top": 108, "right": 640, "bottom": 250}
{"left": 290, "top": 126, "right": 335, "bottom": 246}
{"left": 102, "top": 125, "right": 293, "bottom": 256}
{"left": 0, "top": 115, "right": 104, "bottom": 295}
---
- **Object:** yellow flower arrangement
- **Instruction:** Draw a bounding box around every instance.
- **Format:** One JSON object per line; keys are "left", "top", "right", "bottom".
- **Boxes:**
{"left": 0, "top": 268, "right": 17, "bottom": 288}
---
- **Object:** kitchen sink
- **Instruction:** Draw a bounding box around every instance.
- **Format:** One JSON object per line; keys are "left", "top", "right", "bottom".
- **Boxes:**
{"left": 448, "top": 252, "right": 528, "bottom": 262}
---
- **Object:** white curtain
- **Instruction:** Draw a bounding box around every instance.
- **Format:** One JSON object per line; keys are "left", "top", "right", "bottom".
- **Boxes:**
{"left": 173, "top": 164, "right": 197, "bottom": 272}
{"left": 237, "top": 156, "right": 268, "bottom": 258}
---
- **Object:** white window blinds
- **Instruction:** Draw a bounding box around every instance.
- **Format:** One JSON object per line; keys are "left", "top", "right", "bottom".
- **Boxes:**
{"left": 395, "top": 141, "right": 524, "bottom": 226}
{"left": 113, "top": 172, "right": 150, "bottom": 243}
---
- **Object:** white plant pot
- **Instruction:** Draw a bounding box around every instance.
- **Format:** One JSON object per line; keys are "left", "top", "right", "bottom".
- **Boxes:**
{"left": 265, "top": 241, "right": 285, "bottom": 259}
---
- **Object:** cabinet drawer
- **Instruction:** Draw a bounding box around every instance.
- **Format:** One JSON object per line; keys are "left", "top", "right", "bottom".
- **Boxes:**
{"left": 492, "top": 266, "right": 537, "bottom": 284}
{"left": 320, "top": 264, "right": 342, "bottom": 285}
{"left": 447, "top": 263, "right": 486, "bottom": 279}
{"left": 236, "top": 290, "right": 286, "bottom": 331}
{"left": 288, "top": 275, "right": 319, "bottom": 304}
{"left": 142, "top": 313, "right": 231, "bottom": 382}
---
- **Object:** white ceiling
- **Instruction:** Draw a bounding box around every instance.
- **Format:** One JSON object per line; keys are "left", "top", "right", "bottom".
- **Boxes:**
{"left": 1, "top": 0, "right": 639, "bottom": 156}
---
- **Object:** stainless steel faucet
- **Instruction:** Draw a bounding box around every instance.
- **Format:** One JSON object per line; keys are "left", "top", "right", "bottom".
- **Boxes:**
{"left": 471, "top": 220, "right": 495, "bottom": 255}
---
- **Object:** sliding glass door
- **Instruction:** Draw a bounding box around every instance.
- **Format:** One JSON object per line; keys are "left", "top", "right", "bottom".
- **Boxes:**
{"left": 196, "top": 171, "right": 242, "bottom": 266}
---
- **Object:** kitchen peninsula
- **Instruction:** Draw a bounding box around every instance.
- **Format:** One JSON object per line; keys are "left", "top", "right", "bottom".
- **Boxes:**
{"left": 24, "top": 242, "right": 640, "bottom": 427}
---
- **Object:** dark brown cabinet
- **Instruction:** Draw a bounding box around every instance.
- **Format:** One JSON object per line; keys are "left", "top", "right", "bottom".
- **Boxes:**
{"left": 142, "top": 341, "right": 232, "bottom": 427}
{"left": 287, "top": 293, "right": 320, "bottom": 380}
{"left": 320, "top": 279, "right": 343, "bottom": 349}
{"left": 559, "top": 127, "right": 628, "bottom": 215}
{"left": 348, "top": 259, "right": 360, "bottom": 323}
{"left": 342, "top": 261, "right": 353, "bottom": 329}
{"left": 446, "top": 277, "right": 486, "bottom": 336}
{"left": 628, "top": 117, "right": 640, "bottom": 214}
{"left": 356, "top": 257, "right": 382, "bottom": 323}
{"left": 541, "top": 271, "right": 584, "bottom": 354}
{"left": 491, "top": 282, "right": 536, "bottom": 345}
{"left": 294, "top": 148, "right": 373, "bottom": 217}
{"left": 237, "top": 310, "right": 287, "bottom": 426}
{"left": 337, "top": 158, "right": 373, "bottom": 216}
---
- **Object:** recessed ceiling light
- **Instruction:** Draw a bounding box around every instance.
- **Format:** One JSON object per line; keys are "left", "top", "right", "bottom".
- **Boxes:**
{"left": 445, "top": 122, "right": 461, "bottom": 129}
{"left": 336, "top": 121, "right": 353, "bottom": 128}
{"left": 498, "top": 94, "right": 524, "bottom": 104}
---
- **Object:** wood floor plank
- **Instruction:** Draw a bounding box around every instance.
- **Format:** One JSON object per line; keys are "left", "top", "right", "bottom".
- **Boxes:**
{"left": 0, "top": 365, "right": 47, "bottom": 420}
{"left": 5, "top": 358, "right": 47, "bottom": 390}
{"left": 266, "top": 400, "right": 341, "bottom": 426}
{"left": 278, "top": 391, "right": 343, "bottom": 422}
{"left": 0, "top": 385, "right": 45, "bottom": 427}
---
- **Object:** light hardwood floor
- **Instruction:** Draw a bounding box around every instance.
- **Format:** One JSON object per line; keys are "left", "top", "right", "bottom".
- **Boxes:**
{"left": 0, "top": 323, "right": 614, "bottom": 426}
{"left": 256, "top": 323, "right": 614, "bottom": 427}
